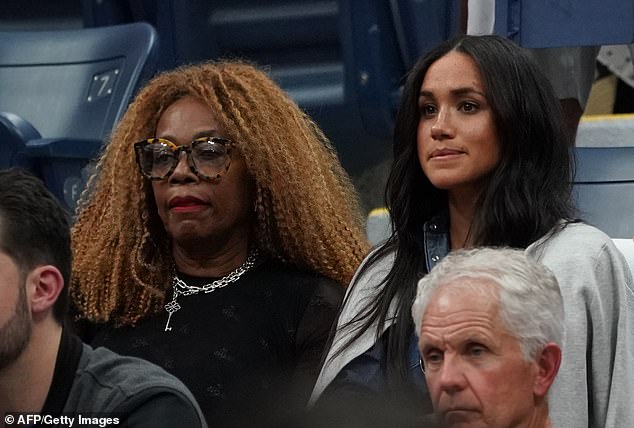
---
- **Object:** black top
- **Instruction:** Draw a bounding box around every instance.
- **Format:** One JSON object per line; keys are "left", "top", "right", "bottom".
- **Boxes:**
{"left": 40, "top": 328, "right": 83, "bottom": 416}
{"left": 88, "top": 259, "right": 344, "bottom": 427}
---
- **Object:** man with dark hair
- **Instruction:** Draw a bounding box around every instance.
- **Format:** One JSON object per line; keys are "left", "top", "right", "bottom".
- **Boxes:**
{"left": 0, "top": 169, "right": 207, "bottom": 427}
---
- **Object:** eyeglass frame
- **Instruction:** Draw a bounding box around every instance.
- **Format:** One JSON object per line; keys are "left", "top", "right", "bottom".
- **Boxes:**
{"left": 133, "top": 136, "right": 235, "bottom": 181}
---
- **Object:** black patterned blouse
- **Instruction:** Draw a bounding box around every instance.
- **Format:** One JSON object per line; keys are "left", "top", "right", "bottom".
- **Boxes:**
{"left": 87, "top": 259, "right": 344, "bottom": 427}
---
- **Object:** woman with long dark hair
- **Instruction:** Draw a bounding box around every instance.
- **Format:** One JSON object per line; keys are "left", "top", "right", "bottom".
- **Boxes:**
{"left": 311, "top": 35, "right": 634, "bottom": 428}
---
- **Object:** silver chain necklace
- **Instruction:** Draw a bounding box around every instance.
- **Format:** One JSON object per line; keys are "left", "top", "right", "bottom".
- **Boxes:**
{"left": 164, "top": 249, "right": 259, "bottom": 332}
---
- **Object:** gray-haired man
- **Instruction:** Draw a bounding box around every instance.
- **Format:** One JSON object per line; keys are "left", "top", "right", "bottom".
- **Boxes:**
{"left": 412, "top": 247, "right": 563, "bottom": 428}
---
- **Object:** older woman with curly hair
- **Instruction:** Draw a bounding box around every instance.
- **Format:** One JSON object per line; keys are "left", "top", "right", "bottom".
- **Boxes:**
{"left": 71, "top": 61, "right": 370, "bottom": 426}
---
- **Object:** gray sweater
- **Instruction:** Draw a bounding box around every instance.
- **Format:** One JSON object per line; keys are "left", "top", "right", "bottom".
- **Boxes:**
{"left": 526, "top": 222, "right": 634, "bottom": 428}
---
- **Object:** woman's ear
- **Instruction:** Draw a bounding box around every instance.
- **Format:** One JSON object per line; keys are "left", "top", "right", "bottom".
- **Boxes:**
{"left": 533, "top": 342, "right": 562, "bottom": 397}
{"left": 26, "top": 265, "right": 64, "bottom": 318}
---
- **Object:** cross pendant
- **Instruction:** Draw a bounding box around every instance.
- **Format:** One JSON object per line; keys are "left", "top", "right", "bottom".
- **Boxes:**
{"left": 164, "top": 298, "right": 181, "bottom": 332}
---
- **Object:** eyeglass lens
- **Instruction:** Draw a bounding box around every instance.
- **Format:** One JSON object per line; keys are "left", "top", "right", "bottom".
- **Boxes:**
{"left": 139, "top": 138, "right": 230, "bottom": 179}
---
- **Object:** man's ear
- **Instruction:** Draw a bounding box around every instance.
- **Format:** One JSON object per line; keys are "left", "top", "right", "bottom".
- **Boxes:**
{"left": 533, "top": 342, "right": 562, "bottom": 397}
{"left": 26, "top": 265, "right": 64, "bottom": 317}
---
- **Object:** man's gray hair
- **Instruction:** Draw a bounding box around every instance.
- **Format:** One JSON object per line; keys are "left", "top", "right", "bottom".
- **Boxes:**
{"left": 411, "top": 247, "right": 564, "bottom": 360}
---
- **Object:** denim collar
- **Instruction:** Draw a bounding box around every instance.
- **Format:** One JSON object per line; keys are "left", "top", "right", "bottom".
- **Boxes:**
{"left": 422, "top": 213, "right": 450, "bottom": 273}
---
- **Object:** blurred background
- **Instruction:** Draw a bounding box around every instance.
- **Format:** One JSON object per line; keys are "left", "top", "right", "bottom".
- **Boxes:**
{"left": 1, "top": 0, "right": 633, "bottom": 221}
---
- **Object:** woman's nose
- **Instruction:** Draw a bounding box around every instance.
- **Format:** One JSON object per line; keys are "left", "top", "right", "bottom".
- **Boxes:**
{"left": 430, "top": 109, "right": 455, "bottom": 140}
{"left": 168, "top": 151, "right": 198, "bottom": 183}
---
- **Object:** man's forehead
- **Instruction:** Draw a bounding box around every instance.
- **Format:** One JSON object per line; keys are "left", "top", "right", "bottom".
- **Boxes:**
{"left": 419, "top": 278, "right": 518, "bottom": 348}
{"left": 428, "top": 277, "right": 500, "bottom": 314}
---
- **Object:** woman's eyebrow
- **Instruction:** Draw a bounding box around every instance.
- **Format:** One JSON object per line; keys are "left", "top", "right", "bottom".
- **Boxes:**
{"left": 418, "top": 90, "right": 435, "bottom": 100}
{"left": 419, "top": 87, "right": 486, "bottom": 99}
{"left": 192, "top": 129, "right": 222, "bottom": 139}
{"left": 450, "top": 87, "right": 486, "bottom": 97}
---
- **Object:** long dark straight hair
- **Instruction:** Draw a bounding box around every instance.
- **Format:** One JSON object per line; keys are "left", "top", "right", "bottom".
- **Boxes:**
{"left": 338, "top": 35, "right": 575, "bottom": 378}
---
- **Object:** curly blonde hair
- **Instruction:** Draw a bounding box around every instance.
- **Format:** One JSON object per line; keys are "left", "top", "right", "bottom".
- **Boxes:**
{"left": 71, "top": 61, "right": 370, "bottom": 326}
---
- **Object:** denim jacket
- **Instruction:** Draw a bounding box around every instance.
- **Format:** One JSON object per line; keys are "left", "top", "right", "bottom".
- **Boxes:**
{"left": 310, "top": 214, "right": 449, "bottom": 405}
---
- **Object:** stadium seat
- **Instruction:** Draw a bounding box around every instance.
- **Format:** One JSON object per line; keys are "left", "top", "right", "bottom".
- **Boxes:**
{"left": 0, "top": 22, "right": 158, "bottom": 212}
{"left": 366, "top": 207, "right": 392, "bottom": 246}
{"left": 83, "top": 0, "right": 393, "bottom": 175}
{"left": 574, "top": 146, "right": 634, "bottom": 238}
{"left": 576, "top": 114, "right": 634, "bottom": 148}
